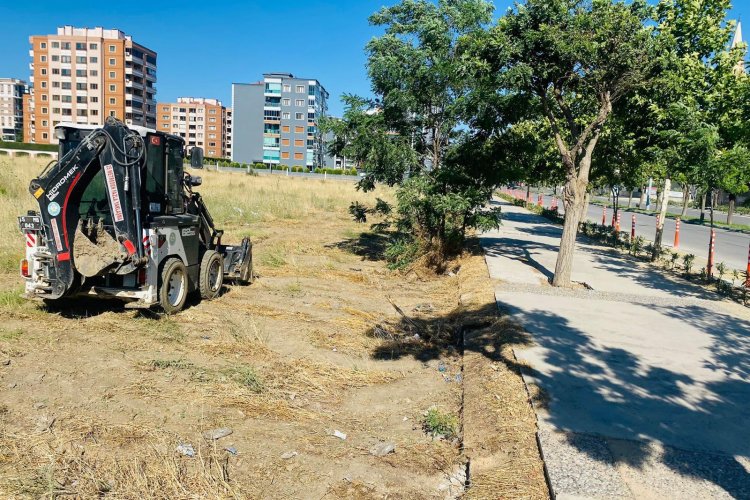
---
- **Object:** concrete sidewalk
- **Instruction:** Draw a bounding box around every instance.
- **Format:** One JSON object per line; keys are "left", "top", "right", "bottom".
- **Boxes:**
{"left": 480, "top": 199, "right": 750, "bottom": 499}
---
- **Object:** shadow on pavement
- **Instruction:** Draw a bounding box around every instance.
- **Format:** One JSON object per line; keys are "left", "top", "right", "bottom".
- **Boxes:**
{"left": 370, "top": 297, "right": 750, "bottom": 498}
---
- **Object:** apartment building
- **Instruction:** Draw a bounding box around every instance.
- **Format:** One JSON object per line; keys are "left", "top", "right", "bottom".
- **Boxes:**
{"left": 24, "top": 26, "right": 157, "bottom": 144}
{"left": 0, "top": 78, "right": 26, "bottom": 141}
{"left": 232, "top": 73, "right": 329, "bottom": 168}
{"left": 225, "top": 108, "right": 233, "bottom": 158}
{"left": 156, "top": 97, "right": 229, "bottom": 158}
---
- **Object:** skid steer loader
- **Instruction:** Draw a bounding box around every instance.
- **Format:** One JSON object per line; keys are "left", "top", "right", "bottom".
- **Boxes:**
{"left": 18, "top": 117, "right": 253, "bottom": 313}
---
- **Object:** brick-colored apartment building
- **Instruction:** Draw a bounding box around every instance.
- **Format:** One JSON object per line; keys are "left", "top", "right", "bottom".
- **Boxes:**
{"left": 24, "top": 26, "right": 156, "bottom": 144}
{"left": 156, "top": 97, "right": 231, "bottom": 158}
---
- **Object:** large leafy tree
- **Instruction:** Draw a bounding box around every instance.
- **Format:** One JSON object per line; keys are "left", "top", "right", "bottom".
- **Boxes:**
{"left": 323, "top": 0, "right": 502, "bottom": 267}
{"left": 475, "top": 0, "right": 658, "bottom": 287}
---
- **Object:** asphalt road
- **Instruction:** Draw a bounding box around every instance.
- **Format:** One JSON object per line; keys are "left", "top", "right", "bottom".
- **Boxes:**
{"left": 517, "top": 191, "right": 750, "bottom": 273}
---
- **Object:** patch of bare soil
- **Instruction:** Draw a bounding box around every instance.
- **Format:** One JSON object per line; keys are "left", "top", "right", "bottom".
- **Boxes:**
{"left": 0, "top": 190, "right": 546, "bottom": 498}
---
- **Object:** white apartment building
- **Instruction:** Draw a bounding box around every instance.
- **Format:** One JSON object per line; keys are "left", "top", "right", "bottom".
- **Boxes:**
{"left": 0, "top": 78, "right": 25, "bottom": 141}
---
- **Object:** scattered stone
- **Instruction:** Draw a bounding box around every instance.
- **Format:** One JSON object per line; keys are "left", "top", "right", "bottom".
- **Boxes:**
{"left": 289, "top": 393, "right": 297, "bottom": 401}
{"left": 454, "top": 373, "right": 463, "bottom": 383}
{"left": 2, "top": 359, "right": 10, "bottom": 366}
{"left": 332, "top": 430, "right": 347, "bottom": 440}
{"left": 369, "top": 441, "right": 395, "bottom": 457}
{"left": 203, "top": 428, "right": 233, "bottom": 441}
{"left": 176, "top": 443, "right": 195, "bottom": 457}
{"left": 33, "top": 402, "right": 46, "bottom": 410}
{"left": 200, "top": 335, "right": 211, "bottom": 340}
{"left": 413, "top": 303, "right": 434, "bottom": 312}
{"left": 224, "top": 446, "right": 238, "bottom": 456}
{"left": 332, "top": 348, "right": 337, "bottom": 352}
{"left": 7, "top": 383, "right": 17, "bottom": 389}
{"left": 281, "top": 451, "right": 298, "bottom": 460}
{"left": 437, "top": 362, "right": 447, "bottom": 373}
{"left": 35, "top": 415, "right": 56, "bottom": 433}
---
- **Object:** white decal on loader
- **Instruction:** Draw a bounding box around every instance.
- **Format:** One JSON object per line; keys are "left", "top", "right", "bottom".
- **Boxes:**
{"left": 181, "top": 227, "right": 196, "bottom": 237}
{"left": 51, "top": 219, "right": 63, "bottom": 251}
{"left": 103, "top": 164, "right": 124, "bottom": 223}
{"left": 46, "top": 164, "right": 79, "bottom": 202}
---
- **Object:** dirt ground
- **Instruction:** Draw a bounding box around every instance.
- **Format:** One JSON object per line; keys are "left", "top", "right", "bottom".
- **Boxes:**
{"left": 0, "top": 163, "right": 547, "bottom": 498}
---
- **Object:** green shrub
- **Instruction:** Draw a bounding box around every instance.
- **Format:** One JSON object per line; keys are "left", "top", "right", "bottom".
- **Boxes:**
{"left": 384, "top": 238, "right": 421, "bottom": 270}
{"left": 683, "top": 254, "right": 695, "bottom": 275}
{"left": 0, "top": 141, "right": 57, "bottom": 152}
{"left": 314, "top": 168, "right": 324, "bottom": 174}
{"left": 422, "top": 407, "right": 459, "bottom": 439}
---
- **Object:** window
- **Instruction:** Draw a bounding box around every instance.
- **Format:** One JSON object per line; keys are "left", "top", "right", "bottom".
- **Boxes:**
{"left": 41, "top": 107, "right": 47, "bottom": 114}
{"left": 52, "top": 68, "right": 60, "bottom": 75}
{"left": 41, "top": 94, "right": 48, "bottom": 101}
{"left": 282, "top": 98, "right": 290, "bottom": 106}
{"left": 89, "top": 83, "right": 98, "bottom": 90}
{"left": 42, "top": 133, "right": 48, "bottom": 140}
{"left": 90, "top": 56, "right": 98, "bottom": 63}
{"left": 109, "top": 45, "right": 116, "bottom": 52}
{"left": 51, "top": 55, "right": 59, "bottom": 62}
{"left": 308, "top": 85, "right": 316, "bottom": 96}
{"left": 162, "top": 115, "right": 169, "bottom": 120}
{"left": 296, "top": 99, "right": 304, "bottom": 106}
{"left": 76, "top": 42, "right": 86, "bottom": 50}
{"left": 76, "top": 56, "right": 87, "bottom": 63}
{"left": 76, "top": 96, "right": 87, "bottom": 103}
{"left": 52, "top": 95, "right": 60, "bottom": 101}
{"left": 62, "top": 42, "right": 71, "bottom": 50}
{"left": 281, "top": 151, "right": 290, "bottom": 160}
{"left": 52, "top": 81, "right": 60, "bottom": 88}
{"left": 51, "top": 41, "right": 59, "bottom": 48}
{"left": 282, "top": 112, "right": 290, "bottom": 120}
{"left": 109, "top": 71, "right": 115, "bottom": 78}
{"left": 282, "top": 125, "right": 290, "bottom": 133}
{"left": 89, "top": 43, "right": 98, "bottom": 50}
{"left": 295, "top": 112, "right": 303, "bottom": 120}
{"left": 109, "top": 84, "right": 116, "bottom": 92}
{"left": 40, "top": 68, "right": 47, "bottom": 76}
{"left": 77, "top": 109, "right": 88, "bottom": 116}
{"left": 281, "top": 138, "right": 290, "bottom": 146}
{"left": 294, "top": 139, "right": 304, "bottom": 147}
{"left": 109, "top": 58, "right": 115, "bottom": 66}
{"left": 109, "top": 98, "right": 116, "bottom": 104}
{"left": 91, "top": 109, "right": 99, "bottom": 116}
{"left": 294, "top": 152, "right": 304, "bottom": 160}
{"left": 295, "top": 126, "right": 304, "bottom": 133}
{"left": 296, "top": 85, "right": 304, "bottom": 93}
{"left": 40, "top": 81, "right": 47, "bottom": 88}
{"left": 52, "top": 108, "right": 60, "bottom": 114}
{"left": 90, "top": 97, "right": 98, "bottom": 103}
{"left": 61, "top": 95, "right": 72, "bottom": 103}
{"left": 40, "top": 55, "right": 47, "bottom": 62}
{"left": 283, "top": 84, "right": 291, "bottom": 92}
{"left": 209, "top": 109, "right": 216, "bottom": 114}
{"left": 76, "top": 69, "right": 86, "bottom": 77}
{"left": 264, "top": 82, "right": 281, "bottom": 94}
{"left": 308, "top": 112, "right": 315, "bottom": 120}
{"left": 40, "top": 42, "right": 47, "bottom": 49}
{"left": 90, "top": 70, "right": 98, "bottom": 76}
{"left": 42, "top": 120, "right": 48, "bottom": 127}
{"left": 76, "top": 83, "right": 86, "bottom": 90}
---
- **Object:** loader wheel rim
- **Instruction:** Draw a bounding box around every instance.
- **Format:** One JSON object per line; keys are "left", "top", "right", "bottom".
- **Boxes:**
{"left": 167, "top": 268, "right": 186, "bottom": 306}
{"left": 208, "top": 259, "right": 221, "bottom": 292}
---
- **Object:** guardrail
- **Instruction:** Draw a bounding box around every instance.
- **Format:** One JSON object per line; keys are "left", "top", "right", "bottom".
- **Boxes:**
{"left": 0, "top": 148, "right": 58, "bottom": 159}
{"left": 194, "top": 163, "right": 361, "bottom": 182}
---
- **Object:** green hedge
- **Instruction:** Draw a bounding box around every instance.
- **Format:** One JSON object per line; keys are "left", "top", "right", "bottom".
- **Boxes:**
{"left": 0, "top": 141, "right": 58, "bottom": 152}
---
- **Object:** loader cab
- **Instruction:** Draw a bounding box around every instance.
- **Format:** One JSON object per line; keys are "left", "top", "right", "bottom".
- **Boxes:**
{"left": 142, "top": 133, "right": 187, "bottom": 217}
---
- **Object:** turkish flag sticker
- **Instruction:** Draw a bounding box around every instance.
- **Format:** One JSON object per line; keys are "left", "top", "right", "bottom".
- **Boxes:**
{"left": 150, "top": 136, "right": 161, "bottom": 146}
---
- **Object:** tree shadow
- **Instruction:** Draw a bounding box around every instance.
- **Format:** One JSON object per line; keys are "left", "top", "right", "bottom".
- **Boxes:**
{"left": 369, "top": 297, "right": 750, "bottom": 498}
{"left": 330, "top": 231, "right": 391, "bottom": 261}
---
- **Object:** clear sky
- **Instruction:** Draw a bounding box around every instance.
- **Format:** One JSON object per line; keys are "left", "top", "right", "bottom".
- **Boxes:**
{"left": 0, "top": 0, "right": 747, "bottom": 117}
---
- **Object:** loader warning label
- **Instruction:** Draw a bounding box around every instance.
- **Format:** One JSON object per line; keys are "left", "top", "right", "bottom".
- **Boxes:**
{"left": 103, "top": 164, "right": 124, "bottom": 223}
{"left": 51, "top": 218, "right": 63, "bottom": 252}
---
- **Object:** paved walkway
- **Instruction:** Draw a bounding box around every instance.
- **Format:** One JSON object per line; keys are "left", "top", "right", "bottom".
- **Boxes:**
{"left": 480, "top": 199, "right": 750, "bottom": 500}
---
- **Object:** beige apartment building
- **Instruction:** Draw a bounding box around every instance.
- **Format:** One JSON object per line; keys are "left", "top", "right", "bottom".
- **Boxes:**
{"left": 0, "top": 78, "right": 26, "bottom": 141}
{"left": 156, "top": 98, "right": 231, "bottom": 158}
{"left": 24, "top": 26, "right": 157, "bottom": 144}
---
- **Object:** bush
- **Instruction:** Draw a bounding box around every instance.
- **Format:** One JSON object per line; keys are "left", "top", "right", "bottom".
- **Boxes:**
{"left": 384, "top": 237, "right": 422, "bottom": 270}
{"left": 314, "top": 168, "right": 324, "bottom": 174}
{"left": 253, "top": 163, "right": 268, "bottom": 170}
{"left": 0, "top": 141, "right": 57, "bottom": 152}
{"left": 422, "top": 407, "right": 459, "bottom": 439}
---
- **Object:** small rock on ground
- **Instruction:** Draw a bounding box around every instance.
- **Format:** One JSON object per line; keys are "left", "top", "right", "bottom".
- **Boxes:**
{"left": 202, "top": 428, "right": 233, "bottom": 440}
{"left": 369, "top": 441, "right": 396, "bottom": 457}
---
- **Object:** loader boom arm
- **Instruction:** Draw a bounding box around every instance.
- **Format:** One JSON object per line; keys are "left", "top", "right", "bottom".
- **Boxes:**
{"left": 28, "top": 118, "right": 148, "bottom": 299}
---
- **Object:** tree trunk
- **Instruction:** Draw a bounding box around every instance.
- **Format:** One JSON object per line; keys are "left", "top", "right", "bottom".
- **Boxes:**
{"left": 681, "top": 184, "right": 690, "bottom": 217}
{"left": 638, "top": 186, "right": 647, "bottom": 208}
{"left": 652, "top": 178, "right": 671, "bottom": 261}
{"left": 655, "top": 185, "right": 663, "bottom": 213}
{"left": 727, "top": 194, "right": 736, "bottom": 225}
{"left": 526, "top": 185, "right": 531, "bottom": 204}
{"left": 627, "top": 189, "right": 633, "bottom": 208}
{"left": 553, "top": 179, "right": 585, "bottom": 287}
{"left": 580, "top": 191, "right": 590, "bottom": 221}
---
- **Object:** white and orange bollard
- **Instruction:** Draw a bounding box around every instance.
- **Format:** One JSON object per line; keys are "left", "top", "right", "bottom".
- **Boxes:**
{"left": 602, "top": 206, "right": 607, "bottom": 226}
{"left": 674, "top": 218, "right": 680, "bottom": 249}
{"left": 631, "top": 214, "right": 636, "bottom": 240}
{"left": 707, "top": 229, "right": 716, "bottom": 278}
{"left": 746, "top": 242, "right": 750, "bottom": 287}
{"left": 616, "top": 212, "right": 621, "bottom": 233}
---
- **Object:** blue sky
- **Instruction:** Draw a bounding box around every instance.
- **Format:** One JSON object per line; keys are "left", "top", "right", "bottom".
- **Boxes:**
{"left": 0, "top": 0, "right": 747, "bottom": 116}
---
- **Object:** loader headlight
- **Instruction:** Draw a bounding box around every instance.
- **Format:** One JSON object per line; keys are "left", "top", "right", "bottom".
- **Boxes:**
{"left": 55, "top": 128, "right": 66, "bottom": 141}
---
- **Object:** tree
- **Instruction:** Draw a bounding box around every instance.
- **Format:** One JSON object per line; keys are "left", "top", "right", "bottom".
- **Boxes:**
{"left": 323, "top": 0, "right": 502, "bottom": 268}
{"left": 476, "top": 0, "right": 658, "bottom": 286}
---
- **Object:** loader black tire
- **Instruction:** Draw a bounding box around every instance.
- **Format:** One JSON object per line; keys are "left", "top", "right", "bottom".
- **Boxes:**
{"left": 199, "top": 250, "right": 224, "bottom": 300}
{"left": 159, "top": 258, "right": 188, "bottom": 314}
